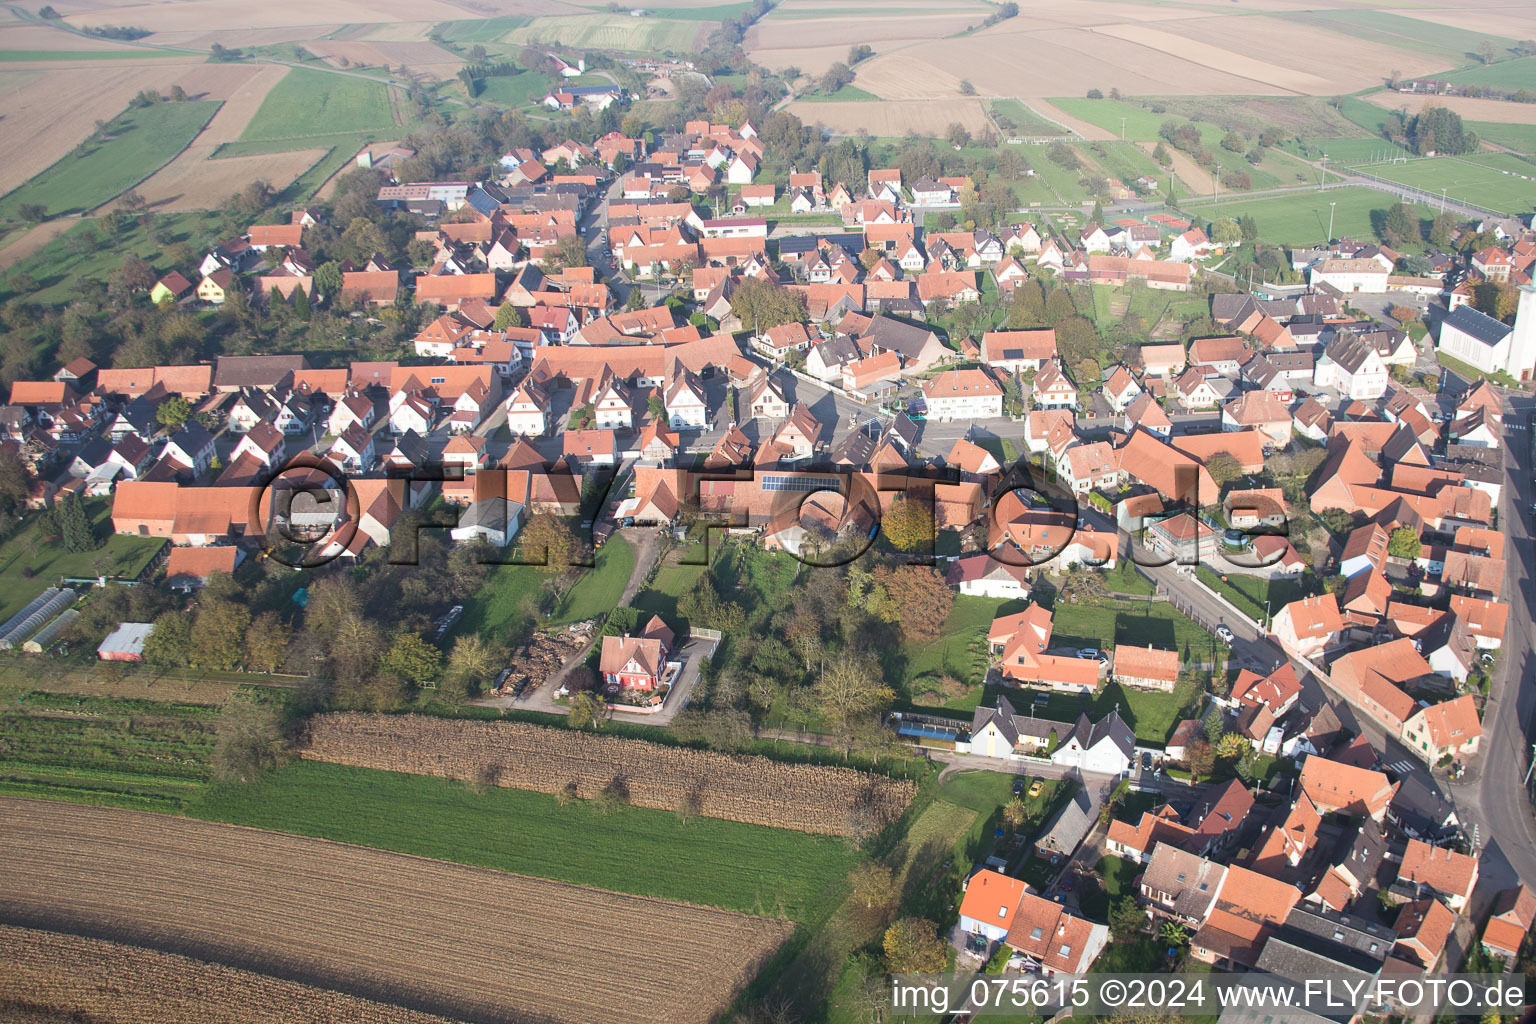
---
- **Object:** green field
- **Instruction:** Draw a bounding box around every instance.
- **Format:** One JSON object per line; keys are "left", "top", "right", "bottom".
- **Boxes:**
{"left": 1182, "top": 186, "right": 1434, "bottom": 247}
{"left": 502, "top": 15, "right": 705, "bottom": 53}
{"left": 1048, "top": 97, "right": 1167, "bottom": 142}
{"left": 433, "top": 16, "right": 533, "bottom": 41}
{"left": 239, "top": 67, "right": 397, "bottom": 142}
{"left": 0, "top": 691, "right": 218, "bottom": 812}
{"left": 191, "top": 760, "right": 858, "bottom": 922}
{"left": 1335, "top": 96, "right": 1397, "bottom": 139}
{"left": 901, "top": 594, "right": 1018, "bottom": 696}
{"left": 1288, "top": 136, "right": 1414, "bottom": 165}
{"left": 1470, "top": 121, "right": 1536, "bottom": 155}
{"left": 990, "top": 99, "right": 1070, "bottom": 137}
{"left": 0, "top": 211, "right": 216, "bottom": 306}
{"left": 0, "top": 100, "right": 217, "bottom": 219}
{"left": 1278, "top": 9, "right": 1514, "bottom": 64}
{"left": 798, "top": 85, "right": 880, "bottom": 102}
{"left": 1346, "top": 153, "right": 1536, "bottom": 215}
{"left": 0, "top": 49, "right": 169, "bottom": 61}
{"left": 474, "top": 70, "right": 553, "bottom": 108}
{"left": 1441, "top": 55, "right": 1536, "bottom": 92}
{"left": 0, "top": 502, "right": 166, "bottom": 621}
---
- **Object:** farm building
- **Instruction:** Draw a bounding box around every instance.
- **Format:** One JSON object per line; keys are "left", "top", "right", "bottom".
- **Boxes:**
{"left": 98, "top": 622, "right": 155, "bottom": 662}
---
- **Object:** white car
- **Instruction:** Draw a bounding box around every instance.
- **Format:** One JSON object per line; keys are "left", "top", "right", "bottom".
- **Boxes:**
{"left": 1215, "top": 625, "right": 1235, "bottom": 644}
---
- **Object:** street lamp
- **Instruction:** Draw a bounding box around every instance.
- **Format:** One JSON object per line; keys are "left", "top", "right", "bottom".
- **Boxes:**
{"left": 1440, "top": 187, "right": 1447, "bottom": 213}
{"left": 1120, "top": 116, "right": 1127, "bottom": 141}
{"left": 1326, "top": 201, "right": 1336, "bottom": 245}
{"left": 1215, "top": 164, "right": 1221, "bottom": 205}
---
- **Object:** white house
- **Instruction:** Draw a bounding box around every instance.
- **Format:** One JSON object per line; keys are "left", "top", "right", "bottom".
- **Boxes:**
{"left": 592, "top": 377, "right": 633, "bottom": 430}
{"left": 1050, "top": 709, "right": 1136, "bottom": 775}
{"left": 1314, "top": 333, "right": 1387, "bottom": 400}
{"left": 922, "top": 368, "right": 1003, "bottom": 421}
{"left": 665, "top": 374, "right": 709, "bottom": 430}
{"left": 1436, "top": 299, "right": 1532, "bottom": 379}
{"left": 1309, "top": 258, "right": 1390, "bottom": 293}
{"left": 504, "top": 380, "right": 549, "bottom": 437}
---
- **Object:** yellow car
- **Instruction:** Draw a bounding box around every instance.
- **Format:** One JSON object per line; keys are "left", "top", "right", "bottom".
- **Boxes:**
{"left": 1027, "top": 780, "right": 1045, "bottom": 799}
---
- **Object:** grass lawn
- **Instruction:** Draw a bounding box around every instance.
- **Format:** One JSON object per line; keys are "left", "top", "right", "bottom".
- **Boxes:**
{"left": 1078, "top": 852, "right": 1140, "bottom": 919}
{"left": 549, "top": 534, "right": 633, "bottom": 625}
{"left": 990, "top": 99, "right": 1070, "bottom": 137}
{"left": 1195, "top": 567, "right": 1312, "bottom": 624}
{"left": 454, "top": 559, "right": 544, "bottom": 639}
{"left": 901, "top": 595, "right": 1026, "bottom": 699}
{"left": 1438, "top": 349, "right": 1523, "bottom": 387}
{"left": 1105, "top": 561, "right": 1155, "bottom": 596}
{"left": 629, "top": 537, "right": 713, "bottom": 629}
{"left": 474, "top": 70, "right": 553, "bottom": 109}
{"left": 190, "top": 760, "right": 859, "bottom": 923}
{"left": 1047, "top": 594, "right": 1217, "bottom": 658}
{"left": 1287, "top": 136, "right": 1413, "bottom": 165}
{"left": 0, "top": 100, "right": 218, "bottom": 220}
{"left": 0, "top": 210, "right": 218, "bottom": 307}
{"left": 239, "top": 67, "right": 398, "bottom": 141}
{"left": 1441, "top": 55, "right": 1536, "bottom": 92}
{"left": 1181, "top": 187, "right": 1433, "bottom": 248}
{"left": 0, "top": 501, "right": 165, "bottom": 622}
{"left": 1344, "top": 153, "right": 1536, "bottom": 215}
{"left": 1030, "top": 148, "right": 1096, "bottom": 203}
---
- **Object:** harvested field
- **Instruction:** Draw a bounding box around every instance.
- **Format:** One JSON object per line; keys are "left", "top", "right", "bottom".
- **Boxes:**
{"left": 0, "top": 220, "right": 76, "bottom": 270}
{"left": 0, "top": 924, "right": 473, "bottom": 1024}
{"left": 363, "top": 21, "right": 439, "bottom": 41}
{"left": 0, "top": 798, "right": 793, "bottom": 1024}
{"left": 141, "top": 26, "right": 342, "bottom": 49}
{"left": 1397, "top": 8, "right": 1536, "bottom": 41}
{"left": 133, "top": 64, "right": 325, "bottom": 211}
{"left": 0, "top": 59, "right": 211, "bottom": 196}
{"left": 1085, "top": 24, "right": 1331, "bottom": 94}
{"left": 891, "top": 28, "right": 1268, "bottom": 99}
{"left": 1026, "top": 97, "right": 1112, "bottom": 140}
{"left": 502, "top": 15, "right": 709, "bottom": 52}
{"left": 748, "top": 13, "right": 975, "bottom": 50}
{"left": 303, "top": 39, "right": 463, "bottom": 78}
{"left": 64, "top": 0, "right": 466, "bottom": 32}
{"left": 302, "top": 712, "right": 916, "bottom": 837}
{"left": 0, "top": 23, "right": 144, "bottom": 50}
{"left": 790, "top": 98, "right": 992, "bottom": 137}
{"left": 1361, "top": 90, "right": 1536, "bottom": 126}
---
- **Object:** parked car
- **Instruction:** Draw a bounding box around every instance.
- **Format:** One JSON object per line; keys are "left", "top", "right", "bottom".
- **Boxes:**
{"left": 1141, "top": 751, "right": 1153, "bottom": 770}
{"left": 1077, "top": 647, "right": 1100, "bottom": 660}
{"left": 1215, "top": 624, "right": 1235, "bottom": 644}
{"left": 1013, "top": 776, "right": 1026, "bottom": 796}
{"left": 1027, "top": 779, "right": 1044, "bottom": 798}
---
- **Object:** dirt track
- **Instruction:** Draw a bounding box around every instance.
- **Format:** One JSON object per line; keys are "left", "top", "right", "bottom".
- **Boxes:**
{"left": 0, "top": 798, "right": 792, "bottom": 1024}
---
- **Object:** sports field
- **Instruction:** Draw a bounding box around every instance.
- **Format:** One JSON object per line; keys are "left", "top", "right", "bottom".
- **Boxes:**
{"left": 1182, "top": 187, "right": 1435, "bottom": 247}
{"left": 239, "top": 66, "right": 397, "bottom": 141}
{"left": 1346, "top": 153, "right": 1536, "bottom": 215}
{"left": 0, "top": 99, "right": 218, "bottom": 219}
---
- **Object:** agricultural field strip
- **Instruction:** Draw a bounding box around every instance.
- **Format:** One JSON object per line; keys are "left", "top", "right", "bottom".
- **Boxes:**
{"left": 302, "top": 713, "right": 915, "bottom": 837}
{"left": 0, "top": 923, "right": 474, "bottom": 1024}
{"left": 0, "top": 798, "right": 791, "bottom": 1024}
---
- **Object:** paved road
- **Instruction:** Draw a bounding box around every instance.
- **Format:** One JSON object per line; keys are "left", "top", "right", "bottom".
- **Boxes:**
{"left": 1456, "top": 393, "right": 1536, "bottom": 893}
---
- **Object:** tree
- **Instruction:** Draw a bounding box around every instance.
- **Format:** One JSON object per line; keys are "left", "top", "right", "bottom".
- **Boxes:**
{"left": 192, "top": 597, "right": 251, "bottom": 670}
{"left": 812, "top": 652, "right": 894, "bottom": 730}
{"left": 1428, "top": 212, "right": 1459, "bottom": 248}
{"left": 569, "top": 690, "right": 610, "bottom": 730}
{"left": 211, "top": 693, "right": 290, "bottom": 784}
{"left": 1159, "top": 920, "right": 1189, "bottom": 948}
{"left": 292, "top": 284, "right": 311, "bottom": 321}
{"left": 1215, "top": 732, "right": 1248, "bottom": 760}
{"left": 883, "top": 494, "right": 935, "bottom": 552}
{"left": 1383, "top": 202, "right": 1419, "bottom": 245}
{"left": 520, "top": 512, "right": 580, "bottom": 572}
{"left": 1091, "top": 200, "right": 1104, "bottom": 226}
{"left": 56, "top": 494, "right": 98, "bottom": 553}
{"left": 1152, "top": 141, "right": 1171, "bottom": 167}
{"left": 1388, "top": 526, "right": 1422, "bottom": 559}
{"left": 447, "top": 634, "right": 506, "bottom": 696}
{"left": 1109, "top": 896, "right": 1146, "bottom": 940}
{"left": 1054, "top": 315, "right": 1099, "bottom": 368}
{"left": 313, "top": 260, "right": 343, "bottom": 302}
{"left": 1477, "top": 39, "right": 1499, "bottom": 64}
{"left": 1210, "top": 217, "right": 1242, "bottom": 245}
{"left": 142, "top": 610, "right": 194, "bottom": 667}
{"left": 492, "top": 302, "right": 523, "bottom": 330}
{"left": 875, "top": 565, "right": 954, "bottom": 643}
{"left": 380, "top": 630, "right": 442, "bottom": 683}
{"left": 882, "top": 917, "right": 948, "bottom": 973}
{"left": 152, "top": 394, "right": 191, "bottom": 432}
{"left": 17, "top": 203, "right": 47, "bottom": 224}
{"left": 849, "top": 862, "right": 898, "bottom": 911}
{"left": 1238, "top": 215, "right": 1258, "bottom": 241}
{"left": 730, "top": 276, "right": 808, "bottom": 333}
{"left": 1044, "top": 288, "right": 1076, "bottom": 325}
{"left": 1185, "top": 737, "right": 1214, "bottom": 777}
{"left": 625, "top": 287, "right": 648, "bottom": 312}
{"left": 959, "top": 78, "right": 975, "bottom": 96}
{"left": 0, "top": 448, "right": 31, "bottom": 514}
{"left": 244, "top": 610, "right": 289, "bottom": 673}
{"left": 1003, "top": 796, "right": 1028, "bottom": 830}
{"left": 1204, "top": 452, "right": 1243, "bottom": 489}
{"left": 946, "top": 122, "right": 971, "bottom": 148}
{"left": 1058, "top": 567, "right": 1108, "bottom": 605}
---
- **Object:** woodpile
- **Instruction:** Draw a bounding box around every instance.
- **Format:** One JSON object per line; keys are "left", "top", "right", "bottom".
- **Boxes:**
{"left": 303, "top": 713, "right": 916, "bottom": 838}
{"left": 496, "top": 622, "right": 594, "bottom": 695}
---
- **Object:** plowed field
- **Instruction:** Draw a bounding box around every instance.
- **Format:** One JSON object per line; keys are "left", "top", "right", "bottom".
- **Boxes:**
{"left": 0, "top": 798, "right": 792, "bottom": 1024}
